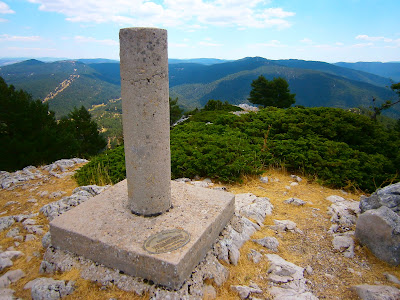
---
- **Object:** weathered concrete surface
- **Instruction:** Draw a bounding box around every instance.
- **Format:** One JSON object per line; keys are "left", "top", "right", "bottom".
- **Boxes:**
{"left": 50, "top": 180, "right": 235, "bottom": 289}
{"left": 120, "top": 27, "right": 171, "bottom": 216}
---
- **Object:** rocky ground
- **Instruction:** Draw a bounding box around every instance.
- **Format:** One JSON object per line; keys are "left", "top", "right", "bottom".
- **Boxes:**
{"left": 0, "top": 160, "right": 399, "bottom": 299}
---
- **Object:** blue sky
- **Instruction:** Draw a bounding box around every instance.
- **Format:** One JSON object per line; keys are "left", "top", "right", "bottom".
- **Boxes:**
{"left": 0, "top": 0, "right": 399, "bottom": 62}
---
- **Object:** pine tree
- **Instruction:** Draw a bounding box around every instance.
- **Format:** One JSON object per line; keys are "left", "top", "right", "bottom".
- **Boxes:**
{"left": 248, "top": 75, "right": 295, "bottom": 108}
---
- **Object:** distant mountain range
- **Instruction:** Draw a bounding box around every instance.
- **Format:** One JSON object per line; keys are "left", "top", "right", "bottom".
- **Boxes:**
{"left": 0, "top": 57, "right": 399, "bottom": 119}
{"left": 334, "top": 62, "right": 400, "bottom": 82}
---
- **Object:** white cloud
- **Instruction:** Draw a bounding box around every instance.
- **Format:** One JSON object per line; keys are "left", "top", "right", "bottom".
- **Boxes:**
{"left": 198, "top": 41, "right": 223, "bottom": 47}
{"left": 0, "top": 2, "right": 14, "bottom": 14}
{"left": 351, "top": 42, "right": 374, "bottom": 48}
{"left": 7, "top": 46, "right": 56, "bottom": 51}
{"left": 0, "top": 34, "right": 42, "bottom": 42}
{"left": 26, "top": 0, "right": 295, "bottom": 29}
{"left": 300, "top": 38, "right": 312, "bottom": 44}
{"left": 74, "top": 36, "right": 118, "bottom": 46}
{"left": 355, "top": 35, "right": 392, "bottom": 42}
{"left": 0, "top": 17, "right": 7, "bottom": 22}
{"left": 170, "top": 42, "right": 190, "bottom": 48}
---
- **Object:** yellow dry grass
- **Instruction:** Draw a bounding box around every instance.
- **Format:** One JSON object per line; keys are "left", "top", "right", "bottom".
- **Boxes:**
{"left": 1, "top": 165, "right": 399, "bottom": 300}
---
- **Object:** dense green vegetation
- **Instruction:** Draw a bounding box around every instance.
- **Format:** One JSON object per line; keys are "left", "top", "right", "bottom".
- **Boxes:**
{"left": 75, "top": 106, "right": 400, "bottom": 192}
{"left": 0, "top": 77, "right": 106, "bottom": 171}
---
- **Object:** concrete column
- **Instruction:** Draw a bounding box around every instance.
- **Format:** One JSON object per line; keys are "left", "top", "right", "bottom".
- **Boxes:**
{"left": 119, "top": 27, "right": 171, "bottom": 216}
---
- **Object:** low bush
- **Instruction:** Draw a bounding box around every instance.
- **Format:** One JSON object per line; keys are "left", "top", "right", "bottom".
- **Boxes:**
{"left": 75, "top": 107, "right": 400, "bottom": 192}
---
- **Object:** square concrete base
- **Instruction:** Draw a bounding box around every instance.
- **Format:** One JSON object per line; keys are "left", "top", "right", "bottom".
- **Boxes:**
{"left": 50, "top": 180, "right": 235, "bottom": 289}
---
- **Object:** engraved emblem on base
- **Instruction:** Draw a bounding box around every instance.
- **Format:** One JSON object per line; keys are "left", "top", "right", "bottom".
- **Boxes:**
{"left": 144, "top": 229, "right": 191, "bottom": 254}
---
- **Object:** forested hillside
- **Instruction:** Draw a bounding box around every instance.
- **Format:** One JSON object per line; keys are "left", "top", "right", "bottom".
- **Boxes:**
{"left": 0, "top": 57, "right": 399, "bottom": 119}
{"left": 335, "top": 62, "right": 400, "bottom": 82}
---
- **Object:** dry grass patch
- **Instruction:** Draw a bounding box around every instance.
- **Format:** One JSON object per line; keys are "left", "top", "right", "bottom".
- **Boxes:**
{"left": 2, "top": 166, "right": 400, "bottom": 300}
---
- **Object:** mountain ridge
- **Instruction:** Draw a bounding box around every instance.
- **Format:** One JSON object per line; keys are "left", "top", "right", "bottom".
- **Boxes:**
{"left": 0, "top": 57, "right": 398, "bottom": 119}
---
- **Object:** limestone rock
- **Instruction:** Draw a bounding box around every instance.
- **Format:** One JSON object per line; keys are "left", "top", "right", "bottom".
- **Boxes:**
{"left": 260, "top": 176, "right": 269, "bottom": 183}
{"left": 253, "top": 237, "right": 279, "bottom": 252}
{"left": 13, "top": 213, "right": 38, "bottom": 222}
{"left": 0, "top": 166, "right": 43, "bottom": 189}
{"left": 290, "top": 175, "right": 303, "bottom": 182}
{"left": 269, "top": 287, "right": 319, "bottom": 300}
{"left": 6, "top": 227, "right": 19, "bottom": 238}
{"left": 332, "top": 234, "right": 354, "bottom": 258}
{"left": 266, "top": 254, "right": 304, "bottom": 282}
{"left": 40, "top": 184, "right": 110, "bottom": 221}
{"left": 31, "top": 278, "right": 75, "bottom": 300}
{"left": 231, "top": 283, "right": 262, "bottom": 299}
{"left": 247, "top": 249, "right": 262, "bottom": 264}
{"left": 355, "top": 206, "right": 400, "bottom": 266}
{"left": 42, "top": 232, "right": 52, "bottom": 249}
{"left": 190, "top": 181, "right": 213, "bottom": 188}
{"left": 284, "top": 197, "right": 306, "bottom": 206}
{"left": 360, "top": 182, "right": 400, "bottom": 214}
{"left": 383, "top": 272, "right": 400, "bottom": 285}
{"left": 215, "top": 213, "right": 259, "bottom": 265}
{"left": 0, "top": 258, "right": 13, "bottom": 272}
{"left": 202, "top": 285, "right": 216, "bottom": 300}
{"left": 0, "top": 217, "right": 15, "bottom": 232}
{"left": 327, "top": 196, "right": 360, "bottom": 232}
{"left": 265, "top": 254, "right": 318, "bottom": 299}
{"left": 351, "top": 284, "right": 400, "bottom": 300}
{"left": 235, "top": 193, "right": 273, "bottom": 226}
{"left": 270, "top": 219, "right": 302, "bottom": 234}
{"left": 0, "top": 288, "right": 15, "bottom": 299}
{"left": 0, "top": 269, "right": 25, "bottom": 288}
{"left": 0, "top": 251, "right": 23, "bottom": 261}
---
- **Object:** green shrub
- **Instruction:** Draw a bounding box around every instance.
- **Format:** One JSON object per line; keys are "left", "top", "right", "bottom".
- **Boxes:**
{"left": 75, "top": 107, "right": 400, "bottom": 192}
{"left": 74, "top": 145, "right": 126, "bottom": 185}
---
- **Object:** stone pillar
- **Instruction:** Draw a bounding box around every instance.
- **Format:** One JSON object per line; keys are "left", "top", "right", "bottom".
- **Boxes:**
{"left": 119, "top": 27, "right": 171, "bottom": 216}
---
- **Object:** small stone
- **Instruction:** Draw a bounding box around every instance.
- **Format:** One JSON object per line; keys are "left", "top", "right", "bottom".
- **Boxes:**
{"left": 0, "top": 269, "right": 25, "bottom": 288}
{"left": 229, "top": 246, "right": 240, "bottom": 265}
{"left": 290, "top": 175, "right": 303, "bottom": 182}
{"left": 0, "top": 288, "right": 15, "bottom": 299}
{"left": 24, "top": 225, "right": 44, "bottom": 235}
{"left": 203, "top": 284, "right": 217, "bottom": 300}
{"left": 0, "top": 217, "right": 15, "bottom": 232}
{"left": 0, "top": 258, "right": 13, "bottom": 273}
{"left": 231, "top": 284, "right": 262, "bottom": 299}
{"left": 253, "top": 237, "right": 279, "bottom": 252}
{"left": 332, "top": 235, "right": 355, "bottom": 258}
{"left": 22, "top": 218, "right": 36, "bottom": 225}
{"left": 31, "top": 278, "right": 75, "bottom": 300}
{"left": 383, "top": 272, "right": 400, "bottom": 285}
{"left": 290, "top": 182, "right": 299, "bottom": 187}
{"left": 25, "top": 234, "right": 37, "bottom": 242}
{"left": 27, "top": 198, "right": 37, "bottom": 203}
{"left": 247, "top": 249, "right": 262, "bottom": 264}
{"left": 326, "top": 195, "right": 346, "bottom": 203}
{"left": 305, "top": 266, "right": 313, "bottom": 275}
{"left": 174, "top": 178, "right": 191, "bottom": 183}
{"left": 6, "top": 227, "right": 20, "bottom": 238}
{"left": 284, "top": 197, "right": 306, "bottom": 206}
{"left": 352, "top": 284, "right": 400, "bottom": 300}
{"left": 38, "top": 191, "right": 49, "bottom": 197}
{"left": 42, "top": 232, "right": 51, "bottom": 249}
{"left": 260, "top": 176, "right": 269, "bottom": 183}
